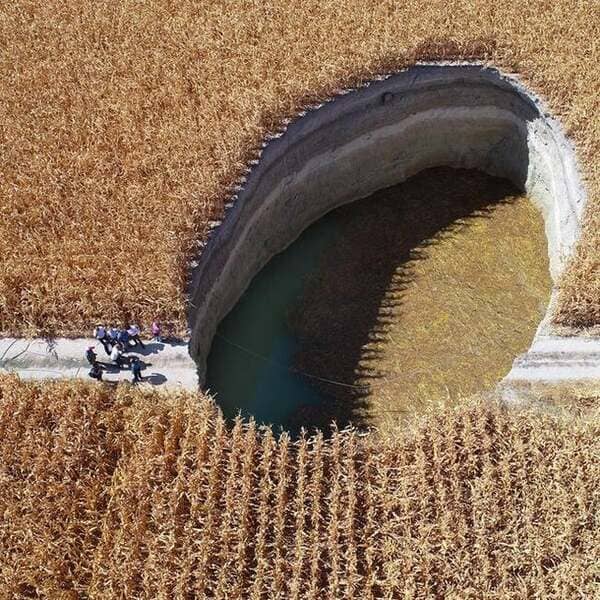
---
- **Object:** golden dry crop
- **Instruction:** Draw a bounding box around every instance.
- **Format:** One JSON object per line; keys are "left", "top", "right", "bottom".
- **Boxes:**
{"left": 0, "top": 376, "right": 598, "bottom": 598}
{"left": 1, "top": 4, "right": 599, "bottom": 595}
{"left": 0, "top": 0, "right": 599, "bottom": 336}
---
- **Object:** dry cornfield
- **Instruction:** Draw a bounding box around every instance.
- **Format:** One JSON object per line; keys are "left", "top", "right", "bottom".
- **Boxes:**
{"left": 0, "top": 376, "right": 598, "bottom": 598}
{"left": 1, "top": 2, "right": 599, "bottom": 597}
{"left": 0, "top": 0, "right": 599, "bottom": 336}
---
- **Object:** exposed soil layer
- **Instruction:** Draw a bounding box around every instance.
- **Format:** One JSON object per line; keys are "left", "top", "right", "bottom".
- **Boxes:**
{"left": 189, "top": 65, "right": 584, "bottom": 382}
{"left": 290, "top": 168, "right": 551, "bottom": 431}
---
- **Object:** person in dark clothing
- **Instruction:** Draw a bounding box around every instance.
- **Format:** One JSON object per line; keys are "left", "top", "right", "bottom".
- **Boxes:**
{"left": 117, "top": 328, "right": 130, "bottom": 348}
{"left": 131, "top": 357, "right": 143, "bottom": 383}
{"left": 85, "top": 346, "right": 98, "bottom": 366}
{"left": 89, "top": 362, "right": 103, "bottom": 381}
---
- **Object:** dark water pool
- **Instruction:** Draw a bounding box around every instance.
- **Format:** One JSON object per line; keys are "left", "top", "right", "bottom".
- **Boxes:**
{"left": 205, "top": 213, "right": 341, "bottom": 432}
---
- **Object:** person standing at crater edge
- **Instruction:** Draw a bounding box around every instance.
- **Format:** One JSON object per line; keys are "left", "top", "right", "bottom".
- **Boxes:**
{"left": 110, "top": 342, "right": 126, "bottom": 369}
{"left": 107, "top": 325, "right": 120, "bottom": 347}
{"left": 93, "top": 323, "right": 111, "bottom": 355}
{"left": 128, "top": 324, "right": 145, "bottom": 349}
{"left": 88, "top": 361, "right": 103, "bottom": 381}
{"left": 117, "top": 327, "right": 130, "bottom": 348}
{"left": 131, "top": 356, "right": 143, "bottom": 384}
{"left": 151, "top": 319, "right": 162, "bottom": 342}
{"left": 85, "top": 345, "right": 98, "bottom": 366}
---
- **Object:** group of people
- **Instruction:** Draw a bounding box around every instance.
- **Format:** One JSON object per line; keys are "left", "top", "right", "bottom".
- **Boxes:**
{"left": 86, "top": 321, "right": 162, "bottom": 383}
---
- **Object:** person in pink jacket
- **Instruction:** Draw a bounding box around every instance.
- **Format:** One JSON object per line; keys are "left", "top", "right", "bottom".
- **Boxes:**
{"left": 151, "top": 320, "right": 162, "bottom": 342}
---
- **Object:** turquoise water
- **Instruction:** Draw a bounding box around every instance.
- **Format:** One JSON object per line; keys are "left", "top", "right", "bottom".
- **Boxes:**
{"left": 205, "top": 214, "right": 340, "bottom": 431}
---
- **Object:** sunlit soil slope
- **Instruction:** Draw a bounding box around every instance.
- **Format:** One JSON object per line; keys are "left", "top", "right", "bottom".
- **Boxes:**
{"left": 291, "top": 169, "right": 551, "bottom": 431}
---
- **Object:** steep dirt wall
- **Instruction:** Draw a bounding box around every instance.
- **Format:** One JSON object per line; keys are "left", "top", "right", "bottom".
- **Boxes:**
{"left": 188, "top": 64, "right": 586, "bottom": 384}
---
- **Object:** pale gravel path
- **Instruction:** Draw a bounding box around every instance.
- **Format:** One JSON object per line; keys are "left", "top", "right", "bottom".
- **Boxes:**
{"left": 0, "top": 337, "right": 198, "bottom": 390}
{"left": 504, "top": 335, "right": 600, "bottom": 383}
{"left": 500, "top": 335, "right": 600, "bottom": 405}
{"left": 1, "top": 335, "right": 598, "bottom": 398}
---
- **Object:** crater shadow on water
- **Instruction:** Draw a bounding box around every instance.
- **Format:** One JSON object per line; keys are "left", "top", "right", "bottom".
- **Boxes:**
{"left": 205, "top": 167, "right": 551, "bottom": 436}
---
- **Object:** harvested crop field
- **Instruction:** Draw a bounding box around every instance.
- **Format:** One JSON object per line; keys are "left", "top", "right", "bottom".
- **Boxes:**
{"left": 0, "top": 1, "right": 599, "bottom": 336}
{"left": 0, "top": 376, "right": 598, "bottom": 598}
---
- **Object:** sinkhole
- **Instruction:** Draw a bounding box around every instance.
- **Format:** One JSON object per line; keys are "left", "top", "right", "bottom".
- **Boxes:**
{"left": 189, "top": 64, "right": 585, "bottom": 432}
